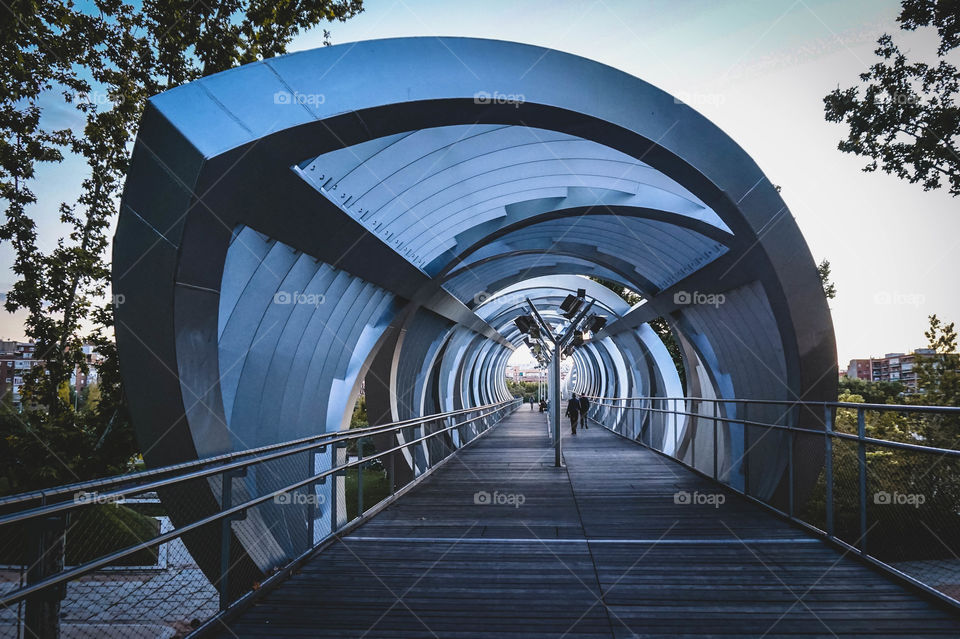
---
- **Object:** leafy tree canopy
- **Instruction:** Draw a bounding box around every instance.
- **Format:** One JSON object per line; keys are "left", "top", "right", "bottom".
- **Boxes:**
{"left": 824, "top": 0, "right": 960, "bottom": 196}
{"left": 0, "top": 0, "right": 363, "bottom": 495}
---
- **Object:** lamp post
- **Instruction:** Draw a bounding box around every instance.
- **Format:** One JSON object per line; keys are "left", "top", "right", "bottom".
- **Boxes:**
{"left": 514, "top": 289, "right": 597, "bottom": 467}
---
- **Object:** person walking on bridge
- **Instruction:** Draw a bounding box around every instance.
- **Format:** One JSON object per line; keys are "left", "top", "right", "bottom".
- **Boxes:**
{"left": 578, "top": 394, "right": 590, "bottom": 430}
{"left": 565, "top": 393, "right": 581, "bottom": 435}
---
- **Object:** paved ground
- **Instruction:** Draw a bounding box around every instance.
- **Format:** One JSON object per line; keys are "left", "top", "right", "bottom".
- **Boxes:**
{"left": 216, "top": 410, "right": 960, "bottom": 637}
{"left": 1, "top": 522, "right": 218, "bottom": 639}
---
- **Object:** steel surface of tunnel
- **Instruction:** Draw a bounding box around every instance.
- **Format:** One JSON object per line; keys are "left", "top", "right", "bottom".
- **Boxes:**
{"left": 112, "top": 37, "right": 837, "bottom": 600}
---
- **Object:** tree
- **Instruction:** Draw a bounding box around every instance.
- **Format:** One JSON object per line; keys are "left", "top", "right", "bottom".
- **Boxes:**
{"left": 909, "top": 314, "right": 960, "bottom": 452}
{"left": 589, "top": 278, "right": 687, "bottom": 393}
{"left": 838, "top": 376, "right": 904, "bottom": 403}
{"left": 0, "top": 1, "right": 365, "bottom": 494}
{"left": 647, "top": 317, "right": 687, "bottom": 395}
{"left": 802, "top": 389, "right": 960, "bottom": 561}
{"left": 506, "top": 379, "right": 539, "bottom": 402}
{"left": 824, "top": 0, "right": 960, "bottom": 196}
{"left": 590, "top": 277, "right": 642, "bottom": 306}
{"left": 914, "top": 313, "right": 960, "bottom": 403}
{"left": 817, "top": 259, "right": 837, "bottom": 300}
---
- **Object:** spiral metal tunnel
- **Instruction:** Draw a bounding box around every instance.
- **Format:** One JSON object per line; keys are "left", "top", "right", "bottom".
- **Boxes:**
{"left": 113, "top": 37, "right": 836, "bottom": 589}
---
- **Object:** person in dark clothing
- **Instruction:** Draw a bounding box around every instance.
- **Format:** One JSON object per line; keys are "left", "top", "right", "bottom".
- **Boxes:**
{"left": 565, "top": 393, "right": 580, "bottom": 434}
{"left": 578, "top": 395, "right": 590, "bottom": 430}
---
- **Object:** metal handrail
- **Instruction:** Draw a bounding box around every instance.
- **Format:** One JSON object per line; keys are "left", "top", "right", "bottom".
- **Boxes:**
{"left": 0, "top": 401, "right": 511, "bottom": 509}
{"left": 585, "top": 397, "right": 960, "bottom": 457}
{"left": 0, "top": 399, "right": 520, "bottom": 609}
{"left": 585, "top": 395, "right": 960, "bottom": 414}
{"left": 583, "top": 394, "right": 960, "bottom": 612}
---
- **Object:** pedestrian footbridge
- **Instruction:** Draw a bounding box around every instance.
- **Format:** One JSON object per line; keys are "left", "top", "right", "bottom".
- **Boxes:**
{"left": 212, "top": 410, "right": 960, "bottom": 638}
{"left": 2, "top": 37, "right": 958, "bottom": 638}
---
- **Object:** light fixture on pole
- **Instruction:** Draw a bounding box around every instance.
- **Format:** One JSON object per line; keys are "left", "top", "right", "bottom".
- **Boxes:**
{"left": 523, "top": 291, "right": 601, "bottom": 468}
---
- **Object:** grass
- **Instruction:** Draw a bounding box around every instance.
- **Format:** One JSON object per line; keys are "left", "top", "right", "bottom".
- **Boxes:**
{"left": 344, "top": 467, "right": 392, "bottom": 521}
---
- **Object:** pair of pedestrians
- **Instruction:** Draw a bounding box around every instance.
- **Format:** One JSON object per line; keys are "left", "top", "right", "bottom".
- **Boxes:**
{"left": 564, "top": 393, "right": 590, "bottom": 434}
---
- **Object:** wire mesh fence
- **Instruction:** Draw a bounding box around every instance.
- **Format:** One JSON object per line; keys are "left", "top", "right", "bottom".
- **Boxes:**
{"left": 0, "top": 400, "right": 519, "bottom": 638}
{"left": 587, "top": 396, "right": 960, "bottom": 611}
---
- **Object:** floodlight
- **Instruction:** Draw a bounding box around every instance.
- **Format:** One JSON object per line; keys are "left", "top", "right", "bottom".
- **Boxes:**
{"left": 584, "top": 314, "right": 607, "bottom": 333}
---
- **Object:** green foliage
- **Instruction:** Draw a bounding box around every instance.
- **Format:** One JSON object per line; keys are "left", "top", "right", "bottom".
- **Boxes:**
{"left": 345, "top": 467, "right": 391, "bottom": 521}
{"left": 912, "top": 313, "right": 960, "bottom": 406}
{"left": 350, "top": 394, "right": 368, "bottom": 429}
{"left": 803, "top": 314, "right": 960, "bottom": 561}
{"left": 801, "top": 392, "right": 960, "bottom": 561}
{"left": 0, "top": 0, "right": 364, "bottom": 495}
{"left": 817, "top": 259, "right": 837, "bottom": 300}
{"left": 346, "top": 394, "right": 373, "bottom": 456}
{"left": 67, "top": 503, "right": 160, "bottom": 565}
{"left": 0, "top": 398, "right": 139, "bottom": 496}
{"left": 0, "top": 503, "right": 160, "bottom": 566}
{"left": 588, "top": 277, "right": 687, "bottom": 393}
{"left": 908, "top": 314, "right": 960, "bottom": 450}
{"left": 590, "top": 277, "right": 642, "bottom": 306}
{"left": 824, "top": 0, "right": 960, "bottom": 196}
{"left": 506, "top": 379, "right": 539, "bottom": 402}
{"left": 838, "top": 377, "right": 905, "bottom": 404}
{"left": 648, "top": 317, "right": 687, "bottom": 395}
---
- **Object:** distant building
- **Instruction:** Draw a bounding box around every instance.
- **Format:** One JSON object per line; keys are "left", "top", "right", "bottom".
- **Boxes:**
{"left": 843, "top": 348, "right": 939, "bottom": 393}
{"left": 505, "top": 366, "right": 546, "bottom": 382}
{"left": 0, "top": 340, "right": 43, "bottom": 409}
{"left": 0, "top": 341, "right": 104, "bottom": 409}
{"left": 845, "top": 359, "right": 871, "bottom": 381}
{"left": 70, "top": 344, "right": 104, "bottom": 397}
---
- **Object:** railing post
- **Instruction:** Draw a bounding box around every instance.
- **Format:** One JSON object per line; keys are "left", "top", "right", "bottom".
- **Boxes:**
{"left": 673, "top": 398, "right": 678, "bottom": 457}
{"left": 332, "top": 442, "right": 347, "bottom": 531}
{"left": 24, "top": 502, "right": 67, "bottom": 639}
{"left": 357, "top": 437, "right": 365, "bottom": 518}
{"left": 787, "top": 409, "right": 794, "bottom": 518}
{"left": 824, "top": 405, "right": 834, "bottom": 537}
{"left": 306, "top": 447, "right": 318, "bottom": 548}
{"left": 643, "top": 398, "right": 650, "bottom": 447}
{"left": 857, "top": 407, "right": 868, "bottom": 553}
{"left": 743, "top": 401, "right": 750, "bottom": 496}
{"left": 690, "top": 399, "right": 696, "bottom": 470}
{"left": 219, "top": 468, "right": 246, "bottom": 610}
{"left": 414, "top": 422, "right": 424, "bottom": 472}
{"left": 713, "top": 401, "right": 719, "bottom": 481}
{"left": 388, "top": 449, "right": 395, "bottom": 497}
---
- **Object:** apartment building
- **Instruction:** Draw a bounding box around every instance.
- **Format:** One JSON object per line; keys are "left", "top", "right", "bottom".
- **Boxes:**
{"left": 844, "top": 348, "right": 937, "bottom": 393}
{"left": 0, "top": 340, "right": 42, "bottom": 409}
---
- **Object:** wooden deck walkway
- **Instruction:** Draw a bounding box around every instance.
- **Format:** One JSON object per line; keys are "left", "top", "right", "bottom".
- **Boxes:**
{"left": 216, "top": 409, "right": 960, "bottom": 638}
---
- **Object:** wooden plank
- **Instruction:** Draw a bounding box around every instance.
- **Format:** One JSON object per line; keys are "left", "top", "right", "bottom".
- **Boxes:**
{"left": 214, "top": 411, "right": 960, "bottom": 638}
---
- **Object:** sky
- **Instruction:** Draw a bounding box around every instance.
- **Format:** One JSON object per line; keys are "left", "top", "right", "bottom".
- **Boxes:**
{"left": 4, "top": 0, "right": 958, "bottom": 368}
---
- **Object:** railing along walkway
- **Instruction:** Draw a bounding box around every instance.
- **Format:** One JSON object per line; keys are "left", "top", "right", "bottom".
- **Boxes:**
{"left": 215, "top": 409, "right": 959, "bottom": 638}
